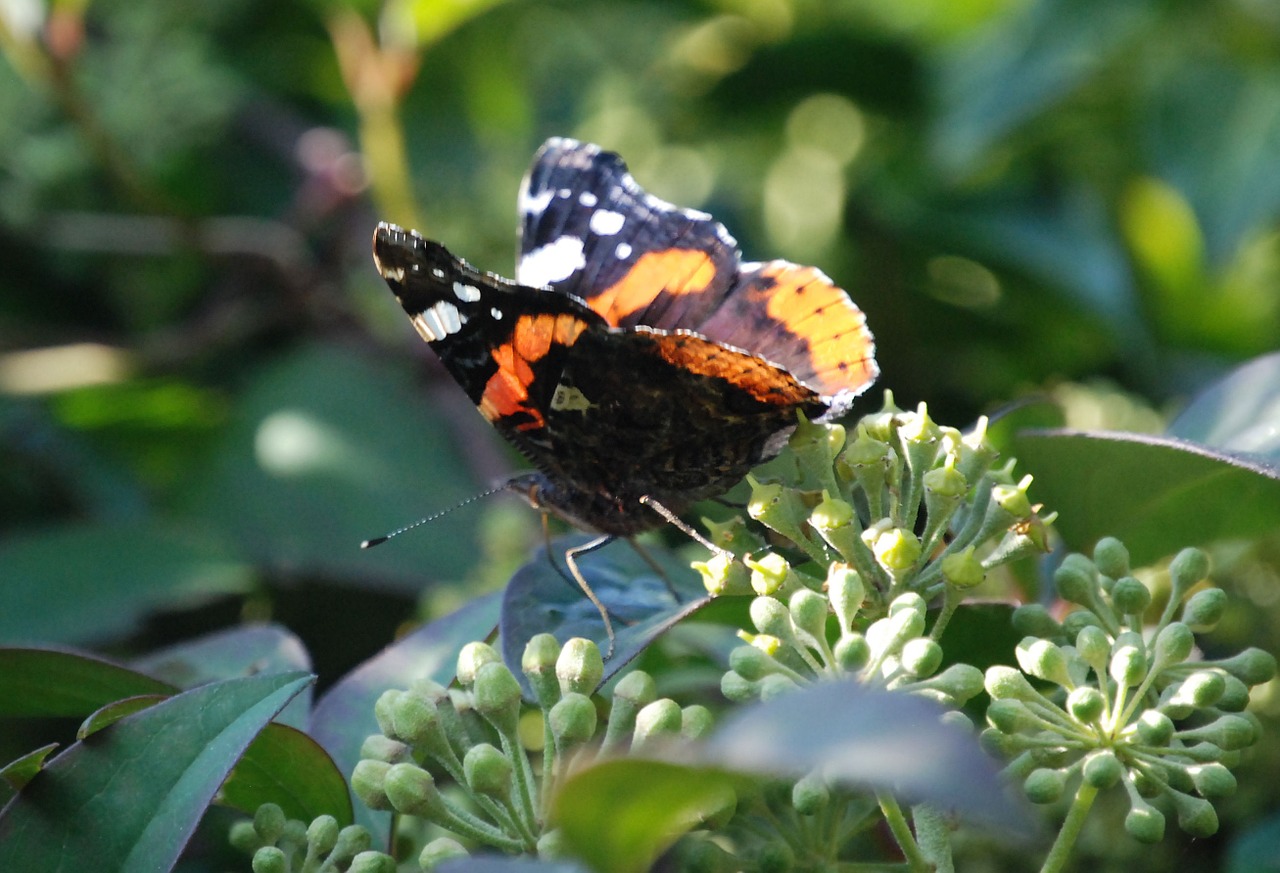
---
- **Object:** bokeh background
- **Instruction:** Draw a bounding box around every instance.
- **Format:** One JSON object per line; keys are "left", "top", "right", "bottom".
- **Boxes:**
{"left": 3, "top": 0, "right": 1280, "bottom": 868}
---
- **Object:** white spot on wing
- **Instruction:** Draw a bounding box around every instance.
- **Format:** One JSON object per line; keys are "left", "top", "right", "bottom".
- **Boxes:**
{"left": 453, "top": 281, "right": 482, "bottom": 303}
{"left": 588, "top": 209, "right": 626, "bottom": 236}
{"left": 520, "top": 188, "right": 554, "bottom": 217}
{"left": 615, "top": 242, "right": 632, "bottom": 259}
{"left": 518, "top": 236, "right": 586, "bottom": 287}
{"left": 579, "top": 191, "right": 598, "bottom": 207}
{"left": 491, "top": 307, "right": 503, "bottom": 320}
{"left": 412, "top": 300, "right": 466, "bottom": 342}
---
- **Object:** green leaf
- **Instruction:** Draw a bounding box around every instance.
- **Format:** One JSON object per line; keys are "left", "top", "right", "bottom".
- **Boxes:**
{"left": 1, "top": 744, "right": 59, "bottom": 794}
{"left": 220, "top": 722, "right": 354, "bottom": 826}
{"left": 0, "top": 522, "right": 252, "bottom": 645}
{"left": 0, "top": 671, "right": 313, "bottom": 873}
{"left": 1014, "top": 429, "right": 1280, "bottom": 565}
{"left": 554, "top": 760, "right": 737, "bottom": 873}
{"left": 0, "top": 648, "right": 176, "bottom": 717}
{"left": 131, "top": 623, "right": 313, "bottom": 728}
{"left": 78, "top": 694, "right": 168, "bottom": 738}
{"left": 178, "top": 343, "right": 487, "bottom": 595}
{"left": 498, "top": 535, "right": 710, "bottom": 684}
{"left": 310, "top": 593, "right": 502, "bottom": 841}
{"left": 699, "top": 680, "right": 1031, "bottom": 831}
{"left": 1167, "top": 352, "right": 1280, "bottom": 463}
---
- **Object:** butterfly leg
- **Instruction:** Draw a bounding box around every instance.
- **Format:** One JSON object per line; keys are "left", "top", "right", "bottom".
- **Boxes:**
{"left": 562, "top": 534, "right": 618, "bottom": 658}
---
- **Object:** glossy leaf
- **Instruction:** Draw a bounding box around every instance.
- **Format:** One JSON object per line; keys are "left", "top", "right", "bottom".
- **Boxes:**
{"left": 1014, "top": 429, "right": 1280, "bottom": 565}
{"left": 700, "top": 680, "right": 1030, "bottom": 831}
{"left": 554, "top": 759, "right": 736, "bottom": 873}
{"left": 0, "top": 744, "right": 59, "bottom": 793}
{"left": 0, "top": 671, "right": 313, "bottom": 873}
{"left": 0, "top": 522, "right": 252, "bottom": 645}
{"left": 1167, "top": 352, "right": 1280, "bottom": 462}
{"left": 78, "top": 694, "right": 167, "bottom": 738}
{"left": 178, "top": 343, "right": 487, "bottom": 595}
{"left": 220, "top": 722, "right": 353, "bottom": 826}
{"left": 0, "top": 648, "right": 176, "bottom": 717}
{"left": 310, "top": 592, "right": 503, "bottom": 840}
{"left": 499, "top": 536, "right": 710, "bottom": 684}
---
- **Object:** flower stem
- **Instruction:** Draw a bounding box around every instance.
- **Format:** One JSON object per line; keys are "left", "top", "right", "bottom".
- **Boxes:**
{"left": 877, "top": 791, "right": 930, "bottom": 872}
{"left": 1040, "top": 783, "right": 1097, "bottom": 873}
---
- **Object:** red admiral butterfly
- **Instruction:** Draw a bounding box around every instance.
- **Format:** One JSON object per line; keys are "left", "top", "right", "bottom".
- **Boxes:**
{"left": 372, "top": 138, "right": 878, "bottom": 645}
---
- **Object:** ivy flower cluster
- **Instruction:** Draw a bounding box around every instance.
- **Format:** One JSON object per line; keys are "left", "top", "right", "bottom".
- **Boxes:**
{"left": 985, "top": 539, "right": 1277, "bottom": 846}
{"left": 346, "top": 635, "right": 708, "bottom": 868}
{"left": 703, "top": 396, "right": 1051, "bottom": 702}
{"left": 229, "top": 803, "right": 391, "bottom": 873}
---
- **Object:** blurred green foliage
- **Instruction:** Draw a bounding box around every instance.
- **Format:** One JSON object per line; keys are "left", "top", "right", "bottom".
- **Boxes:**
{"left": 2, "top": 0, "right": 1280, "bottom": 868}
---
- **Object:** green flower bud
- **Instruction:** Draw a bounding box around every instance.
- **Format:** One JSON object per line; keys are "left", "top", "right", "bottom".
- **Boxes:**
{"left": 788, "top": 414, "right": 845, "bottom": 491}
{"left": 1168, "top": 547, "right": 1210, "bottom": 598}
{"left": 277, "top": 820, "right": 307, "bottom": 855}
{"left": 306, "top": 815, "right": 340, "bottom": 855}
{"left": 1082, "top": 750, "right": 1123, "bottom": 789}
{"left": 1179, "top": 587, "right": 1225, "bottom": 632}
{"left": 692, "top": 552, "right": 752, "bottom": 596}
{"left": 473, "top": 660, "right": 524, "bottom": 736}
{"left": 701, "top": 515, "right": 764, "bottom": 553}
{"left": 986, "top": 699, "right": 1035, "bottom": 733}
{"left": 1215, "top": 674, "right": 1251, "bottom": 712}
{"left": 331, "top": 824, "right": 372, "bottom": 864}
{"left": 1011, "top": 604, "right": 1062, "bottom": 640}
{"left": 827, "top": 565, "right": 865, "bottom": 634}
{"left": 549, "top": 692, "right": 598, "bottom": 748}
{"left": 252, "top": 847, "right": 287, "bottom": 873}
{"left": 1054, "top": 555, "right": 1098, "bottom": 606}
{"left": 1172, "top": 791, "right": 1219, "bottom": 837}
{"left": 1217, "top": 647, "right": 1278, "bottom": 687}
{"left": 351, "top": 759, "right": 392, "bottom": 811}
{"left": 759, "top": 673, "right": 799, "bottom": 699}
{"left": 923, "top": 455, "right": 968, "bottom": 499}
{"left": 522, "top": 633, "right": 562, "bottom": 708}
{"left": 1061, "top": 609, "right": 1102, "bottom": 638}
{"left": 456, "top": 642, "right": 501, "bottom": 687}
{"left": 253, "top": 802, "right": 287, "bottom": 843}
{"left": 992, "top": 475, "right": 1035, "bottom": 520}
{"left": 1124, "top": 803, "right": 1165, "bottom": 843}
{"left": 391, "top": 690, "right": 445, "bottom": 752}
{"left": 420, "top": 837, "right": 469, "bottom": 871}
{"left": 747, "top": 476, "right": 812, "bottom": 545}
{"left": 810, "top": 491, "right": 854, "bottom": 531}
{"left": 373, "top": 689, "right": 401, "bottom": 738}
{"left": 1111, "top": 577, "right": 1152, "bottom": 617}
{"left": 1172, "top": 671, "right": 1226, "bottom": 709}
{"left": 1075, "top": 625, "right": 1112, "bottom": 675}
{"left": 729, "top": 645, "right": 774, "bottom": 682}
{"left": 1183, "top": 714, "right": 1257, "bottom": 751}
{"left": 1015, "top": 637, "right": 1072, "bottom": 687}
{"left": 682, "top": 705, "right": 715, "bottom": 739}
{"left": 1134, "top": 709, "right": 1174, "bottom": 745}
{"left": 463, "top": 743, "right": 512, "bottom": 798}
{"left": 229, "top": 821, "right": 262, "bottom": 854}
{"left": 750, "top": 596, "right": 794, "bottom": 640}
{"left": 720, "top": 670, "right": 759, "bottom": 703}
{"left": 383, "top": 763, "right": 444, "bottom": 818}
{"left": 1066, "top": 686, "right": 1105, "bottom": 724}
{"left": 925, "top": 663, "right": 986, "bottom": 706}
{"left": 1092, "top": 537, "right": 1130, "bottom": 579}
{"left": 758, "top": 840, "right": 796, "bottom": 873}
{"left": 792, "top": 771, "right": 830, "bottom": 815}
{"left": 359, "top": 734, "right": 410, "bottom": 764}
{"left": 1187, "top": 763, "right": 1236, "bottom": 798}
{"left": 900, "top": 637, "right": 943, "bottom": 679}
{"left": 985, "top": 665, "right": 1041, "bottom": 702}
{"left": 349, "top": 851, "right": 396, "bottom": 873}
{"left": 941, "top": 546, "right": 986, "bottom": 590}
{"left": 834, "top": 633, "right": 870, "bottom": 672}
{"left": 843, "top": 425, "right": 891, "bottom": 466}
{"left": 614, "top": 669, "right": 657, "bottom": 709}
{"left": 865, "top": 525, "right": 922, "bottom": 573}
{"left": 557, "top": 637, "right": 604, "bottom": 695}
{"left": 1024, "top": 768, "right": 1066, "bottom": 804}
{"left": 634, "top": 698, "right": 683, "bottom": 749}
{"left": 1151, "top": 622, "right": 1194, "bottom": 671}
{"left": 1110, "top": 643, "right": 1147, "bottom": 687}
{"left": 746, "top": 552, "right": 792, "bottom": 597}
{"left": 788, "top": 589, "right": 829, "bottom": 642}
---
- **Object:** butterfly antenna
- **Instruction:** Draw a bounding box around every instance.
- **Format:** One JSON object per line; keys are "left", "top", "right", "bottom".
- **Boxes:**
{"left": 360, "top": 486, "right": 505, "bottom": 549}
{"left": 639, "top": 495, "right": 729, "bottom": 557}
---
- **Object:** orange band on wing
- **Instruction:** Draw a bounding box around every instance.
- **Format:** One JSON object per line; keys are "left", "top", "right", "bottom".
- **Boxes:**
{"left": 760, "top": 263, "right": 876, "bottom": 391}
{"left": 479, "top": 314, "right": 589, "bottom": 431}
{"left": 650, "top": 333, "right": 815, "bottom": 407}
{"left": 589, "top": 250, "right": 718, "bottom": 324}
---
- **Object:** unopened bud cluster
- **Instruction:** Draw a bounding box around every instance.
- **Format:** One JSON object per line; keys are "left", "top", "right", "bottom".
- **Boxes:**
{"left": 229, "top": 803, "right": 392, "bottom": 873}
{"left": 985, "top": 540, "right": 1276, "bottom": 843}
{"left": 705, "top": 396, "right": 1043, "bottom": 706}
{"left": 348, "top": 636, "right": 710, "bottom": 866}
